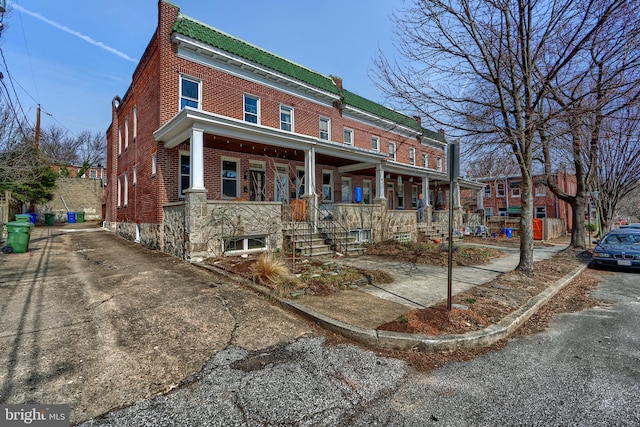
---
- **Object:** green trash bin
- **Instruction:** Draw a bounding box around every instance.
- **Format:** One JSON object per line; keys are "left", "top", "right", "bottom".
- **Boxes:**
{"left": 45, "top": 212, "right": 55, "bottom": 226}
{"left": 4, "top": 221, "right": 35, "bottom": 253}
{"left": 77, "top": 211, "right": 85, "bottom": 223}
{"left": 15, "top": 214, "right": 31, "bottom": 222}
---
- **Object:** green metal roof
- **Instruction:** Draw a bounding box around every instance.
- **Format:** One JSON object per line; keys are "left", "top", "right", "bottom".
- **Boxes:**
{"left": 172, "top": 14, "right": 339, "bottom": 95}
{"left": 172, "top": 13, "right": 444, "bottom": 141}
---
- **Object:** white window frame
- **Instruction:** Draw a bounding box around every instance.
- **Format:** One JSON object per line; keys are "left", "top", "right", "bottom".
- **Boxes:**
{"left": 343, "top": 128, "right": 353, "bottom": 145}
{"left": 244, "top": 94, "right": 260, "bottom": 124}
{"left": 222, "top": 157, "right": 240, "bottom": 199}
{"left": 511, "top": 183, "right": 521, "bottom": 198}
{"left": 485, "top": 207, "right": 494, "bottom": 216}
{"left": 535, "top": 206, "right": 547, "bottom": 218}
{"left": 280, "top": 104, "right": 293, "bottom": 132}
{"left": 437, "top": 157, "right": 443, "bottom": 171}
{"left": 371, "top": 136, "right": 380, "bottom": 152}
{"left": 536, "top": 183, "right": 547, "bottom": 196}
{"left": 179, "top": 151, "right": 190, "bottom": 198}
{"left": 397, "top": 179, "right": 404, "bottom": 209}
{"left": 274, "top": 164, "right": 289, "bottom": 203}
{"left": 422, "top": 153, "right": 428, "bottom": 168}
{"left": 124, "top": 117, "right": 129, "bottom": 150}
{"left": 224, "top": 235, "right": 269, "bottom": 255}
{"left": 322, "top": 170, "right": 333, "bottom": 202}
{"left": 484, "top": 185, "right": 491, "bottom": 198}
{"left": 409, "top": 147, "right": 416, "bottom": 166}
{"left": 123, "top": 172, "right": 128, "bottom": 207}
{"left": 497, "top": 182, "right": 506, "bottom": 198}
{"left": 117, "top": 176, "right": 122, "bottom": 208}
{"left": 350, "top": 228, "right": 372, "bottom": 243}
{"left": 180, "top": 75, "right": 201, "bottom": 109}
{"left": 341, "top": 177, "right": 352, "bottom": 203}
{"left": 118, "top": 126, "right": 122, "bottom": 155}
{"left": 90, "top": 170, "right": 97, "bottom": 179}
{"left": 411, "top": 185, "right": 418, "bottom": 209}
{"left": 319, "top": 117, "right": 330, "bottom": 140}
{"left": 363, "top": 180, "right": 372, "bottom": 204}
{"left": 389, "top": 141, "right": 396, "bottom": 161}
{"left": 133, "top": 105, "right": 137, "bottom": 142}
{"left": 151, "top": 152, "right": 157, "bottom": 177}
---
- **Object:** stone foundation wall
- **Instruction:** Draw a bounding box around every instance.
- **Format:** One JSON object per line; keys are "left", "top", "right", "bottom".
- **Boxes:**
{"left": 163, "top": 203, "right": 186, "bottom": 258}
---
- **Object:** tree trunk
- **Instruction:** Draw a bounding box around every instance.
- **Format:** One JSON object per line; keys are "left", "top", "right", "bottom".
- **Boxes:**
{"left": 516, "top": 173, "right": 534, "bottom": 276}
{"left": 570, "top": 195, "right": 587, "bottom": 249}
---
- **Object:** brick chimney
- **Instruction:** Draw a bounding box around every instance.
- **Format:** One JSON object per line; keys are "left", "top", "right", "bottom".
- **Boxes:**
{"left": 413, "top": 116, "right": 421, "bottom": 126}
{"left": 330, "top": 75, "right": 343, "bottom": 92}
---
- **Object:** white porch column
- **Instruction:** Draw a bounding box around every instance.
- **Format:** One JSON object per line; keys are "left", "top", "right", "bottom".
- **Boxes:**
{"left": 304, "top": 147, "right": 316, "bottom": 195}
{"left": 422, "top": 176, "right": 430, "bottom": 206}
{"left": 477, "top": 187, "right": 484, "bottom": 209}
{"left": 454, "top": 181, "right": 461, "bottom": 208}
{"left": 374, "top": 164, "right": 386, "bottom": 201}
{"left": 190, "top": 127, "right": 205, "bottom": 190}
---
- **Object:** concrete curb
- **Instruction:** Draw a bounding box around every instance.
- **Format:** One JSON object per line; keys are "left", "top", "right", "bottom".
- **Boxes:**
{"left": 195, "top": 261, "right": 588, "bottom": 352}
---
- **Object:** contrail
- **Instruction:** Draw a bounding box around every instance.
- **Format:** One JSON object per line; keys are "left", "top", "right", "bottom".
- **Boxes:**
{"left": 9, "top": 1, "right": 138, "bottom": 63}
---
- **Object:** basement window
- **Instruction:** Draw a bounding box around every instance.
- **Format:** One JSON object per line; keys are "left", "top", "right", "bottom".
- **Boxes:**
{"left": 350, "top": 229, "right": 372, "bottom": 243}
{"left": 224, "top": 235, "right": 268, "bottom": 254}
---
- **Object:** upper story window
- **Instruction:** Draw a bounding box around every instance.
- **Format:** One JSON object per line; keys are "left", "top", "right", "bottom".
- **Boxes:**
{"left": 133, "top": 105, "right": 137, "bottom": 141}
{"left": 344, "top": 128, "right": 353, "bottom": 145}
{"left": 409, "top": 147, "right": 416, "bottom": 166}
{"left": 280, "top": 105, "right": 293, "bottom": 131}
{"left": 90, "top": 170, "right": 97, "bottom": 179}
{"left": 180, "top": 76, "right": 200, "bottom": 109}
{"left": 118, "top": 126, "right": 122, "bottom": 155}
{"left": 484, "top": 185, "right": 491, "bottom": 198}
{"left": 244, "top": 94, "right": 260, "bottom": 124}
{"left": 422, "top": 153, "right": 428, "bottom": 168}
{"left": 497, "top": 182, "right": 506, "bottom": 197}
{"left": 124, "top": 117, "right": 129, "bottom": 150}
{"left": 371, "top": 136, "right": 380, "bottom": 152}
{"left": 536, "top": 182, "right": 547, "bottom": 196}
{"left": 437, "top": 157, "right": 443, "bottom": 171}
{"left": 511, "top": 182, "right": 521, "bottom": 197}
{"left": 319, "top": 117, "right": 330, "bottom": 140}
{"left": 389, "top": 142, "right": 396, "bottom": 161}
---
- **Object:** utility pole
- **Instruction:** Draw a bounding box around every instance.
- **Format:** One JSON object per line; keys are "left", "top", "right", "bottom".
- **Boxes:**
{"left": 34, "top": 104, "right": 41, "bottom": 149}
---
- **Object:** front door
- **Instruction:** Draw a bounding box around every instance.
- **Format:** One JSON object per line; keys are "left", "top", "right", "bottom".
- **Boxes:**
{"left": 249, "top": 170, "right": 266, "bottom": 201}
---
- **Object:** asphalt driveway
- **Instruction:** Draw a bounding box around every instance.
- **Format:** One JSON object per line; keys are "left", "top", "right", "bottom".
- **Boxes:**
{"left": 0, "top": 223, "right": 312, "bottom": 424}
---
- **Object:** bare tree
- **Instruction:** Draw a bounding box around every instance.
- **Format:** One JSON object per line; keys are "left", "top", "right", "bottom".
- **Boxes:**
{"left": 540, "top": 1, "right": 640, "bottom": 248}
{"left": 594, "top": 105, "right": 640, "bottom": 232}
{"left": 373, "top": 0, "right": 626, "bottom": 275}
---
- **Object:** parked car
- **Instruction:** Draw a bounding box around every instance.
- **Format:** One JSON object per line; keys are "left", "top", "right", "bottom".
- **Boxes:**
{"left": 620, "top": 223, "right": 640, "bottom": 229}
{"left": 591, "top": 229, "right": 640, "bottom": 269}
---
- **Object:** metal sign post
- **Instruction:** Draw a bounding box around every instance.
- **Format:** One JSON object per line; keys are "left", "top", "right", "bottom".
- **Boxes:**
{"left": 447, "top": 141, "right": 460, "bottom": 311}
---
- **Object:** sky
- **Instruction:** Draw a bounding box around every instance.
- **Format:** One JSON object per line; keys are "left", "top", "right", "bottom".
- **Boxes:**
{"left": 0, "top": 0, "right": 401, "bottom": 138}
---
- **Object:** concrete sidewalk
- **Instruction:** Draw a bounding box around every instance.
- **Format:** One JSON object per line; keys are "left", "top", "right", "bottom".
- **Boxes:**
{"left": 263, "top": 242, "right": 587, "bottom": 352}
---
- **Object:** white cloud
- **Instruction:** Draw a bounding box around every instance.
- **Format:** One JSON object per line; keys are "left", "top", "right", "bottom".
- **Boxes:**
{"left": 8, "top": 1, "right": 137, "bottom": 63}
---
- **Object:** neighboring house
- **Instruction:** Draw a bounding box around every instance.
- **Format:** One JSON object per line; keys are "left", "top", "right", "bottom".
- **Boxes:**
{"left": 472, "top": 171, "right": 576, "bottom": 231}
{"left": 105, "top": 1, "right": 482, "bottom": 261}
{"left": 51, "top": 163, "right": 106, "bottom": 184}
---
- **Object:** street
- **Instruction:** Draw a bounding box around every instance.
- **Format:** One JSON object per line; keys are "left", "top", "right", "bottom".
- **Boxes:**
{"left": 81, "top": 268, "right": 640, "bottom": 426}
{"left": 1, "top": 226, "right": 638, "bottom": 426}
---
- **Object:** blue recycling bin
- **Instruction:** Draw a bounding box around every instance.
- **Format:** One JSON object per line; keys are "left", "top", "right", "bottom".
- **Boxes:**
{"left": 29, "top": 212, "right": 37, "bottom": 224}
{"left": 504, "top": 228, "right": 513, "bottom": 238}
{"left": 67, "top": 211, "right": 76, "bottom": 223}
{"left": 354, "top": 187, "right": 363, "bottom": 203}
